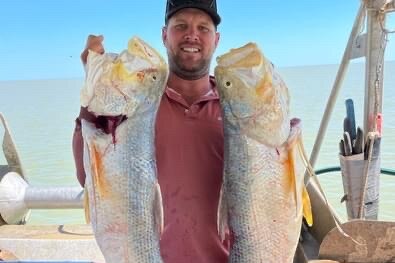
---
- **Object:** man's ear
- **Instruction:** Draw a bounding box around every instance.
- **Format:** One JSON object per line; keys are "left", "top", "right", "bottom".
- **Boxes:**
{"left": 162, "top": 26, "right": 168, "bottom": 47}
{"left": 215, "top": 32, "right": 220, "bottom": 48}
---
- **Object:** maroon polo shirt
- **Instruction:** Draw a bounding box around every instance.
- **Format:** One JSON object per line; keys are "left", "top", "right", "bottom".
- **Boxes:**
{"left": 156, "top": 80, "right": 228, "bottom": 263}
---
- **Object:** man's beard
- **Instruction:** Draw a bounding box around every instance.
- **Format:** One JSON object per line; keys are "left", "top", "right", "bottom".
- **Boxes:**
{"left": 167, "top": 51, "right": 212, "bottom": 80}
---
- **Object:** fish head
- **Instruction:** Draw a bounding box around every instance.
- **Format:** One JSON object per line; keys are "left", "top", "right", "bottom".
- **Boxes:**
{"left": 82, "top": 36, "right": 169, "bottom": 117}
{"left": 215, "top": 42, "right": 290, "bottom": 146}
{"left": 120, "top": 36, "right": 169, "bottom": 116}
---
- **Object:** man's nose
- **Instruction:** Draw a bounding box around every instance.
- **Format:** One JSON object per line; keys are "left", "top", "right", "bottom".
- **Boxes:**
{"left": 184, "top": 28, "right": 199, "bottom": 41}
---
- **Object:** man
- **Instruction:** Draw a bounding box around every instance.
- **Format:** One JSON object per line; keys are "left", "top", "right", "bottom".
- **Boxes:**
{"left": 72, "top": 0, "right": 229, "bottom": 262}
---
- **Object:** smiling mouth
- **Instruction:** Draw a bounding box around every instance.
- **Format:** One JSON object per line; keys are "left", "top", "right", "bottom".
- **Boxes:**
{"left": 181, "top": 47, "right": 200, "bottom": 53}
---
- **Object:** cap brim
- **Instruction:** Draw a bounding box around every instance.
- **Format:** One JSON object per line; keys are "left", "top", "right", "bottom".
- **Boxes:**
{"left": 166, "top": 4, "right": 221, "bottom": 26}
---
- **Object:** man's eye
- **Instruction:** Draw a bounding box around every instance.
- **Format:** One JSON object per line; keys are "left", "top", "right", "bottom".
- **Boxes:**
{"left": 199, "top": 26, "right": 209, "bottom": 32}
{"left": 175, "top": 24, "right": 187, "bottom": 30}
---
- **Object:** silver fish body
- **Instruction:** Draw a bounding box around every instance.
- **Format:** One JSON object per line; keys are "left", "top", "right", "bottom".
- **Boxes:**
{"left": 215, "top": 43, "right": 310, "bottom": 262}
{"left": 81, "top": 36, "right": 168, "bottom": 263}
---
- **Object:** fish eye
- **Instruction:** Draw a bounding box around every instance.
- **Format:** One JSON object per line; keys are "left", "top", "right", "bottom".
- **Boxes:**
{"left": 224, "top": 81, "right": 232, "bottom": 89}
{"left": 152, "top": 75, "right": 157, "bottom": 81}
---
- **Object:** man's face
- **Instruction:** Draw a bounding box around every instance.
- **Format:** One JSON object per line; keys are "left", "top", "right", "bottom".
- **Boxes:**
{"left": 162, "top": 8, "right": 220, "bottom": 80}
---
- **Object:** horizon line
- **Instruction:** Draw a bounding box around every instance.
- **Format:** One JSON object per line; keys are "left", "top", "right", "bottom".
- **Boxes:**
{"left": 1, "top": 60, "right": 394, "bottom": 82}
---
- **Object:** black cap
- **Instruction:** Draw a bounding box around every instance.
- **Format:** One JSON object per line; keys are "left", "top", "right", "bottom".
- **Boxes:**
{"left": 165, "top": 0, "right": 221, "bottom": 26}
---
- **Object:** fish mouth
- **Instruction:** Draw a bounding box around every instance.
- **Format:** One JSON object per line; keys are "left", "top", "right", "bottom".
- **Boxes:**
{"left": 216, "top": 43, "right": 261, "bottom": 68}
{"left": 128, "top": 36, "right": 166, "bottom": 68}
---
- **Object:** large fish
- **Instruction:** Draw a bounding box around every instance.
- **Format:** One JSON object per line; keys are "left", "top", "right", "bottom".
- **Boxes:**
{"left": 80, "top": 36, "right": 168, "bottom": 263}
{"left": 215, "top": 43, "right": 312, "bottom": 262}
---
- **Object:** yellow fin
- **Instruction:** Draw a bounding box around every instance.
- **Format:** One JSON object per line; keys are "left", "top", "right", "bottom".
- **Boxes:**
{"left": 287, "top": 149, "right": 297, "bottom": 212}
{"left": 90, "top": 143, "right": 109, "bottom": 199}
{"left": 293, "top": 131, "right": 313, "bottom": 226}
{"left": 83, "top": 186, "right": 90, "bottom": 224}
{"left": 287, "top": 121, "right": 313, "bottom": 227}
{"left": 302, "top": 186, "right": 313, "bottom": 226}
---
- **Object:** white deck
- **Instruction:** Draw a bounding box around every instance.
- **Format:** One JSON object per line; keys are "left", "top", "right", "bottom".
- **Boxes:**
{"left": 0, "top": 224, "right": 104, "bottom": 262}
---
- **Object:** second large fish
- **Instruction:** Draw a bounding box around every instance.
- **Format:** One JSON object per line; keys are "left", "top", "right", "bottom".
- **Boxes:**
{"left": 81, "top": 36, "right": 168, "bottom": 263}
{"left": 215, "top": 43, "right": 312, "bottom": 262}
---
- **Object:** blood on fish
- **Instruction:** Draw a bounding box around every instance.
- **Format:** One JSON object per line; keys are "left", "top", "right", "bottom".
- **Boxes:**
{"left": 95, "top": 115, "right": 127, "bottom": 144}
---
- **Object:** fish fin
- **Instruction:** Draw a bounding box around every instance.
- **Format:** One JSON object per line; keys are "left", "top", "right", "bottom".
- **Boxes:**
{"left": 83, "top": 186, "right": 91, "bottom": 224}
{"left": 217, "top": 185, "right": 228, "bottom": 242}
{"left": 154, "top": 183, "right": 164, "bottom": 237}
{"left": 302, "top": 186, "right": 313, "bottom": 226}
{"left": 90, "top": 143, "right": 109, "bottom": 199}
{"left": 287, "top": 145, "right": 299, "bottom": 218}
{"left": 291, "top": 125, "right": 313, "bottom": 226}
{"left": 287, "top": 120, "right": 307, "bottom": 221}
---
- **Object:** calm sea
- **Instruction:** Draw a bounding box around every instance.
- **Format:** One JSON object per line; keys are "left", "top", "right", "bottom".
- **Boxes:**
{"left": 0, "top": 62, "right": 394, "bottom": 225}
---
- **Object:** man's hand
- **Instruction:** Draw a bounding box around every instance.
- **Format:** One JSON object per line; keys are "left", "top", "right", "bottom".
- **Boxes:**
{"left": 80, "top": 35, "right": 105, "bottom": 65}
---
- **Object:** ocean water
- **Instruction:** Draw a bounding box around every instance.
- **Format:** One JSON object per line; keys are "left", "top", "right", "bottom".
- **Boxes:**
{"left": 0, "top": 62, "right": 394, "bottom": 225}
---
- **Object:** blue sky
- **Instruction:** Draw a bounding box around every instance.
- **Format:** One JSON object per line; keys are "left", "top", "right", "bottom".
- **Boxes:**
{"left": 0, "top": 0, "right": 394, "bottom": 80}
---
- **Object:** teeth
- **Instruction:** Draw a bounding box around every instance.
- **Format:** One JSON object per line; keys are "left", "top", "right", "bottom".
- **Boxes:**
{"left": 182, "top": 47, "right": 199, "bottom": 53}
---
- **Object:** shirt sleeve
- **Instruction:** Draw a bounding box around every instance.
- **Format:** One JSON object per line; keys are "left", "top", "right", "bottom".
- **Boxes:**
{"left": 72, "top": 107, "right": 97, "bottom": 187}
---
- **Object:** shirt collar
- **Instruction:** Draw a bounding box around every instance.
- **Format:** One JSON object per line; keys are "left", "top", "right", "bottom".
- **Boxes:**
{"left": 164, "top": 75, "right": 219, "bottom": 105}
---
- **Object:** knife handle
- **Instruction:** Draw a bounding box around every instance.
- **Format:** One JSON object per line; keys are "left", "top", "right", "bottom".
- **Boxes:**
{"left": 343, "top": 132, "right": 352, "bottom": 156}
{"left": 353, "top": 127, "right": 364, "bottom": 154}
{"left": 345, "top": 99, "right": 357, "bottom": 141}
{"left": 339, "top": 139, "right": 346, "bottom": 156}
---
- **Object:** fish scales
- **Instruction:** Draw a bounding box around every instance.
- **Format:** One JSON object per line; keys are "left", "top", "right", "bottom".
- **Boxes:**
{"left": 215, "top": 43, "right": 311, "bottom": 262}
{"left": 81, "top": 36, "right": 168, "bottom": 263}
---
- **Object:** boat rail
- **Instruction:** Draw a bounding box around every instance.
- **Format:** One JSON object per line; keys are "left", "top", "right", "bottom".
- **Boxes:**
{"left": 315, "top": 166, "right": 395, "bottom": 176}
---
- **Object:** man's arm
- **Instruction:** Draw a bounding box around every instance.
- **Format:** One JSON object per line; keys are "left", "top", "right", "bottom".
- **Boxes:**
{"left": 72, "top": 107, "right": 98, "bottom": 187}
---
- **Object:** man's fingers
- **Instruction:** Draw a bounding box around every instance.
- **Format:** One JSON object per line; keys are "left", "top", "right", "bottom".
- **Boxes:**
{"left": 81, "top": 35, "right": 105, "bottom": 65}
{"left": 80, "top": 49, "right": 89, "bottom": 65}
{"left": 86, "top": 35, "right": 104, "bottom": 51}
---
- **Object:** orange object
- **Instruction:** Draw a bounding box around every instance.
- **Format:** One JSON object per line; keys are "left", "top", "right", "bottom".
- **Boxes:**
{"left": 376, "top": 113, "right": 383, "bottom": 137}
